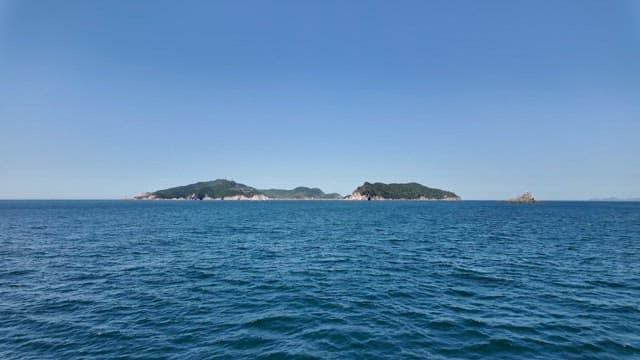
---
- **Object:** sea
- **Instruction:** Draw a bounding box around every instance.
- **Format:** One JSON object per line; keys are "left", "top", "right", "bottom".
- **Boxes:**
{"left": 1, "top": 200, "right": 639, "bottom": 359}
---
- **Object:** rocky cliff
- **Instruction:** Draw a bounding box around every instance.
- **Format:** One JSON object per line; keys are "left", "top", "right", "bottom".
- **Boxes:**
{"left": 507, "top": 192, "right": 536, "bottom": 203}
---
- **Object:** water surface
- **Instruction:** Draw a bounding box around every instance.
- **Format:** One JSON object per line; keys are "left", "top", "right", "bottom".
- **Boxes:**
{"left": 1, "top": 200, "right": 639, "bottom": 359}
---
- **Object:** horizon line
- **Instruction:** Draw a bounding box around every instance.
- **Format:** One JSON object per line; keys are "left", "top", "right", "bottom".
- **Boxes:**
{"left": 1, "top": 198, "right": 638, "bottom": 202}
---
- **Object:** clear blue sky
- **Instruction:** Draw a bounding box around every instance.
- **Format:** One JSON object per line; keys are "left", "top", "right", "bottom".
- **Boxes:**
{"left": 1, "top": 0, "right": 639, "bottom": 199}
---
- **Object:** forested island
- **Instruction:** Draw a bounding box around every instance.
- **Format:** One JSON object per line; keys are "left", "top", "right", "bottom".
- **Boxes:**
{"left": 133, "top": 179, "right": 461, "bottom": 201}
{"left": 345, "top": 182, "right": 460, "bottom": 200}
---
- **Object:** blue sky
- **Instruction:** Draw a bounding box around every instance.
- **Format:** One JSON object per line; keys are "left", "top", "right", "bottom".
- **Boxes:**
{"left": 1, "top": 0, "right": 639, "bottom": 199}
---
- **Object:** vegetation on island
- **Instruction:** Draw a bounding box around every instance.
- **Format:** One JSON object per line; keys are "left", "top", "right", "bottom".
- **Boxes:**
{"left": 151, "top": 179, "right": 261, "bottom": 200}
{"left": 259, "top": 187, "right": 342, "bottom": 199}
{"left": 139, "top": 180, "right": 342, "bottom": 200}
{"left": 352, "top": 182, "right": 460, "bottom": 200}
{"left": 136, "top": 179, "right": 461, "bottom": 201}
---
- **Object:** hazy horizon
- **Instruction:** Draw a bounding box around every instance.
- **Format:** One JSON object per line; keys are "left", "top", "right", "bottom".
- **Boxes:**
{"left": 0, "top": 176, "right": 638, "bottom": 202}
{"left": 1, "top": 1, "right": 639, "bottom": 200}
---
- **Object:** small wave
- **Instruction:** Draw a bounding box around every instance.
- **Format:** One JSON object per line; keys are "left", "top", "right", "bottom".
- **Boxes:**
{"left": 1, "top": 269, "right": 37, "bottom": 277}
{"left": 428, "top": 319, "right": 458, "bottom": 331}
{"left": 243, "top": 314, "right": 304, "bottom": 334}
{"left": 451, "top": 267, "right": 514, "bottom": 285}
{"left": 446, "top": 287, "right": 477, "bottom": 297}
{"left": 256, "top": 350, "right": 322, "bottom": 360}
{"left": 585, "top": 279, "right": 627, "bottom": 289}
{"left": 461, "top": 338, "right": 534, "bottom": 356}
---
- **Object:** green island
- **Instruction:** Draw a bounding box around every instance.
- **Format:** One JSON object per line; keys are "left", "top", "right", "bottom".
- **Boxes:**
{"left": 134, "top": 179, "right": 460, "bottom": 200}
{"left": 142, "top": 179, "right": 263, "bottom": 200}
{"left": 345, "top": 182, "right": 460, "bottom": 200}
{"left": 260, "top": 187, "right": 342, "bottom": 200}
{"left": 134, "top": 179, "right": 342, "bottom": 200}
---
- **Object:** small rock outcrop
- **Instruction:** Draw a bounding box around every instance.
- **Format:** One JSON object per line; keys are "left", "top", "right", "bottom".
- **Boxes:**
{"left": 507, "top": 192, "right": 536, "bottom": 203}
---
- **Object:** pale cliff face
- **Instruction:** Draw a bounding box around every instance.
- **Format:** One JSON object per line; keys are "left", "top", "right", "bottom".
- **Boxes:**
{"left": 133, "top": 193, "right": 271, "bottom": 200}
{"left": 133, "top": 192, "right": 158, "bottom": 200}
{"left": 136, "top": 190, "right": 460, "bottom": 201}
{"left": 428, "top": 195, "right": 461, "bottom": 201}
{"left": 345, "top": 192, "right": 385, "bottom": 200}
{"left": 345, "top": 192, "right": 367, "bottom": 200}
{"left": 251, "top": 194, "right": 270, "bottom": 200}
{"left": 202, "top": 194, "right": 271, "bottom": 200}
{"left": 219, "top": 194, "right": 270, "bottom": 200}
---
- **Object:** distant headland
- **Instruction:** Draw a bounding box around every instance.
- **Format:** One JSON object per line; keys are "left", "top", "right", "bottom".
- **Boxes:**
{"left": 589, "top": 197, "right": 640, "bottom": 202}
{"left": 344, "top": 182, "right": 460, "bottom": 201}
{"left": 133, "top": 179, "right": 461, "bottom": 201}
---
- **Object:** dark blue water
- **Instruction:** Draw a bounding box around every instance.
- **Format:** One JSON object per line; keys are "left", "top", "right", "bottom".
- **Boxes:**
{"left": 1, "top": 200, "right": 639, "bottom": 359}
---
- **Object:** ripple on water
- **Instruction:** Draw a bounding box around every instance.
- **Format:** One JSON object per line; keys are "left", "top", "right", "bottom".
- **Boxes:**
{"left": 1, "top": 200, "right": 639, "bottom": 359}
